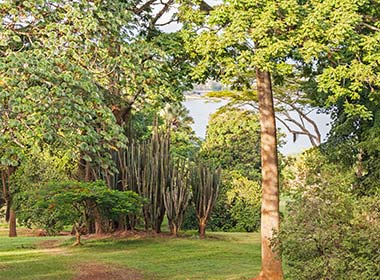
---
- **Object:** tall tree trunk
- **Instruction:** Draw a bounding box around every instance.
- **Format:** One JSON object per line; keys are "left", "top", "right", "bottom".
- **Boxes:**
{"left": 9, "top": 208, "right": 17, "bottom": 237}
{"left": 255, "top": 69, "right": 283, "bottom": 280}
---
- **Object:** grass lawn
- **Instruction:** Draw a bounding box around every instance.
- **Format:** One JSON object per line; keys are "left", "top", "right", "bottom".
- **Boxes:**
{"left": 0, "top": 224, "right": 261, "bottom": 280}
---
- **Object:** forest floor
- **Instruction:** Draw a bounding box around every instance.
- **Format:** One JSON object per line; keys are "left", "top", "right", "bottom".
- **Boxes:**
{"left": 0, "top": 224, "right": 261, "bottom": 280}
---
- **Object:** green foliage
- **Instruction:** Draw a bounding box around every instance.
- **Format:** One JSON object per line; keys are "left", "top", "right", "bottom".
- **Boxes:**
{"left": 201, "top": 108, "right": 261, "bottom": 180}
{"left": 16, "top": 181, "right": 141, "bottom": 236}
{"left": 181, "top": 203, "right": 199, "bottom": 230}
{"left": 320, "top": 100, "right": 380, "bottom": 195}
{"left": 180, "top": 0, "right": 380, "bottom": 120}
{"left": 9, "top": 147, "right": 76, "bottom": 195}
{"left": 278, "top": 149, "right": 380, "bottom": 280}
{"left": 6, "top": 147, "right": 75, "bottom": 219}
{"left": 197, "top": 108, "right": 262, "bottom": 232}
{"left": 0, "top": 0, "right": 193, "bottom": 175}
{"left": 180, "top": 0, "right": 299, "bottom": 85}
{"left": 225, "top": 172, "right": 261, "bottom": 232}
{"left": 281, "top": 148, "right": 354, "bottom": 193}
{"left": 209, "top": 171, "right": 261, "bottom": 232}
{"left": 299, "top": 0, "right": 380, "bottom": 119}
{"left": 0, "top": 0, "right": 130, "bottom": 170}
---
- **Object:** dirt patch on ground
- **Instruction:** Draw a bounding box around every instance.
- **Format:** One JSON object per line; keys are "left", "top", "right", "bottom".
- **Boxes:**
{"left": 73, "top": 263, "right": 144, "bottom": 280}
{"left": 37, "top": 239, "right": 71, "bottom": 255}
{"left": 38, "top": 239, "right": 61, "bottom": 249}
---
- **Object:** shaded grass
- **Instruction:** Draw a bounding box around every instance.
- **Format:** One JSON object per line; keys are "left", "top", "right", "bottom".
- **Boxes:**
{"left": 0, "top": 229, "right": 261, "bottom": 280}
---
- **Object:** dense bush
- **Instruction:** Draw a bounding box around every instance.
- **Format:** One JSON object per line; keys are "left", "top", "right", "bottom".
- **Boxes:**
{"left": 277, "top": 149, "right": 380, "bottom": 280}
{"left": 209, "top": 171, "right": 261, "bottom": 232}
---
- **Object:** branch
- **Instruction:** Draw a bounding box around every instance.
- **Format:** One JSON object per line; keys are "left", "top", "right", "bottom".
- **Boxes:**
{"left": 149, "top": 0, "right": 175, "bottom": 30}
{"left": 134, "top": 0, "right": 159, "bottom": 15}
{"left": 361, "top": 22, "right": 380, "bottom": 32}
{"left": 275, "top": 96, "right": 321, "bottom": 144}
{"left": 200, "top": 1, "right": 213, "bottom": 12}
{"left": 276, "top": 116, "right": 317, "bottom": 146}
{"left": 282, "top": 111, "right": 319, "bottom": 146}
{"left": 155, "top": 18, "right": 178, "bottom": 27}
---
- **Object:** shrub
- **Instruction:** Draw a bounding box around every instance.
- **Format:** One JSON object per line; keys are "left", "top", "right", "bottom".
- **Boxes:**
{"left": 17, "top": 180, "right": 142, "bottom": 244}
{"left": 209, "top": 171, "right": 261, "bottom": 232}
{"left": 277, "top": 149, "right": 380, "bottom": 279}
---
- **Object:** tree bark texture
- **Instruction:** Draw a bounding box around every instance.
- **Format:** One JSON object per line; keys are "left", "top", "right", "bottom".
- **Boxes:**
{"left": 74, "top": 230, "right": 82, "bottom": 246}
{"left": 9, "top": 208, "right": 17, "bottom": 237}
{"left": 199, "top": 218, "right": 206, "bottom": 239}
{"left": 2, "top": 168, "right": 17, "bottom": 237}
{"left": 255, "top": 69, "right": 283, "bottom": 280}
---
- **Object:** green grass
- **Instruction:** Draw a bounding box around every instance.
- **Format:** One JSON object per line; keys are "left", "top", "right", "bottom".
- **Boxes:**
{"left": 0, "top": 226, "right": 261, "bottom": 280}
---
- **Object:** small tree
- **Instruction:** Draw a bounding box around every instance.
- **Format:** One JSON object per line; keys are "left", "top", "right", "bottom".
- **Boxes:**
{"left": 164, "top": 161, "right": 191, "bottom": 236}
{"left": 191, "top": 163, "right": 221, "bottom": 239}
{"left": 17, "top": 181, "right": 142, "bottom": 245}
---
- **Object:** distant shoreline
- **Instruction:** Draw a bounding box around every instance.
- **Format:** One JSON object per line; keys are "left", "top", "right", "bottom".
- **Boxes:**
{"left": 184, "top": 94, "right": 225, "bottom": 102}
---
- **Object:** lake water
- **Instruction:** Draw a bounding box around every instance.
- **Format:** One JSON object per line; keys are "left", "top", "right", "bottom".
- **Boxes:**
{"left": 183, "top": 98, "right": 331, "bottom": 155}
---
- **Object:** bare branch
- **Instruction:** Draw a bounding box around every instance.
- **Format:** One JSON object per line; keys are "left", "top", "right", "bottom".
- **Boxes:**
{"left": 283, "top": 111, "right": 319, "bottom": 146}
{"left": 274, "top": 96, "right": 321, "bottom": 144}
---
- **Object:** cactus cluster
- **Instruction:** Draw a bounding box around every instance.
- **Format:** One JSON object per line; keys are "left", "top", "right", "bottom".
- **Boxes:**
{"left": 191, "top": 163, "right": 222, "bottom": 238}
{"left": 124, "top": 124, "right": 170, "bottom": 233}
{"left": 101, "top": 120, "right": 223, "bottom": 237}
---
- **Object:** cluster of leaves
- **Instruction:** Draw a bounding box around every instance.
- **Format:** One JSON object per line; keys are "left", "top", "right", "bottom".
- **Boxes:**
{"left": 0, "top": 0, "right": 132, "bottom": 169}
{"left": 9, "top": 146, "right": 76, "bottom": 196}
{"left": 278, "top": 149, "right": 380, "bottom": 280}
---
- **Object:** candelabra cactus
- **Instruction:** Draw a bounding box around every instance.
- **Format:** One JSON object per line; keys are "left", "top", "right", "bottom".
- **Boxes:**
{"left": 164, "top": 160, "right": 191, "bottom": 236}
{"left": 125, "top": 123, "right": 170, "bottom": 233}
{"left": 191, "top": 163, "right": 221, "bottom": 239}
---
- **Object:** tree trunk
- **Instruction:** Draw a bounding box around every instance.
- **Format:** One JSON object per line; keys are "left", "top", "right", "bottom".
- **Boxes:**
{"left": 9, "top": 208, "right": 17, "bottom": 237}
{"left": 169, "top": 221, "right": 178, "bottom": 237}
{"left": 255, "top": 69, "right": 283, "bottom": 280}
{"left": 117, "top": 214, "right": 126, "bottom": 231}
{"left": 73, "top": 226, "right": 82, "bottom": 246}
{"left": 127, "top": 214, "right": 136, "bottom": 231}
{"left": 94, "top": 208, "right": 104, "bottom": 234}
{"left": 199, "top": 219, "right": 206, "bottom": 239}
